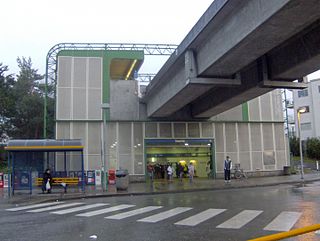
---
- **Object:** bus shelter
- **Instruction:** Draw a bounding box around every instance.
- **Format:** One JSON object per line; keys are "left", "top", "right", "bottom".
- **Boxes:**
{"left": 5, "top": 139, "right": 85, "bottom": 195}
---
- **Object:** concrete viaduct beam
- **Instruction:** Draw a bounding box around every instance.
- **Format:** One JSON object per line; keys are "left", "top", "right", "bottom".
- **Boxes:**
{"left": 143, "top": 0, "right": 320, "bottom": 119}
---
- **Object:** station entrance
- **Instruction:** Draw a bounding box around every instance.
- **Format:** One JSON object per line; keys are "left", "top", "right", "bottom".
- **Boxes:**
{"left": 145, "top": 139, "right": 214, "bottom": 179}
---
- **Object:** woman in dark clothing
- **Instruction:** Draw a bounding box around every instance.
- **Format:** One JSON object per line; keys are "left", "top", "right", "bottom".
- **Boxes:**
{"left": 42, "top": 169, "right": 53, "bottom": 193}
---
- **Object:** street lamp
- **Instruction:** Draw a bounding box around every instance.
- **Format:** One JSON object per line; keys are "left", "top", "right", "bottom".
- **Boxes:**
{"left": 101, "top": 103, "right": 110, "bottom": 191}
{"left": 297, "top": 106, "right": 307, "bottom": 180}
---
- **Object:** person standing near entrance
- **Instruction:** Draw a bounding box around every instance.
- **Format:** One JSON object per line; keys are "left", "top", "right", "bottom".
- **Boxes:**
{"left": 188, "top": 162, "right": 195, "bottom": 183}
{"left": 167, "top": 164, "right": 173, "bottom": 182}
{"left": 224, "top": 156, "right": 232, "bottom": 183}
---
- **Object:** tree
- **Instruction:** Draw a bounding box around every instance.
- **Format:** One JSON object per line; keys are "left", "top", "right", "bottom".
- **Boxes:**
{"left": 306, "top": 138, "right": 320, "bottom": 160}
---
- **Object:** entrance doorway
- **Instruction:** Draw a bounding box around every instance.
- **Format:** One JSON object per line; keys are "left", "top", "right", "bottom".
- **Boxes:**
{"left": 145, "top": 139, "right": 214, "bottom": 179}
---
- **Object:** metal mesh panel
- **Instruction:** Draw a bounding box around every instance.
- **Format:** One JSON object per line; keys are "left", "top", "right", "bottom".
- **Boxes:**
{"left": 215, "top": 123, "right": 224, "bottom": 152}
{"left": 215, "top": 152, "right": 225, "bottom": 172}
{"left": 119, "top": 154, "right": 132, "bottom": 173}
{"left": 274, "top": 124, "right": 285, "bottom": 151}
{"left": 263, "top": 151, "right": 275, "bottom": 165}
{"left": 252, "top": 152, "right": 263, "bottom": 170}
{"left": 239, "top": 152, "right": 251, "bottom": 170}
{"left": 272, "top": 90, "right": 283, "bottom": 121}
{"left": 145, "top": 123, "right": 157, "bottom": 138}
{"left": 248, "top": 98, "right": 260, "bottom": 121}
{"left": 276, "top": 151, "right": 286, "bottom": 169}
{"left": 87, "top": 155, "right": 101, "bottom": 170}
{"left": 262, "top": 124, "right": 274, "bottom": 150}
{"left": 159, "top": 123, "right": 172, "bottom": 138}
{"left": 201, "top": 123, "right": 213, "bottom": 137}
{"left": 57, "top": 57, "right": 72, "bottom": 88}
{"left": 173, "top": 123, "right": 186, "bottom": 138}
{"left": 73, "top": 88, "right": 86, "bottom": 119}
{"left": 225, "top": 123, "right": 237, "bottom": 152}
{"left": 57, "top": 88, "right": 71, "bottom": 119}
{"left": 133, "top": 123, "right": 143, "bottom": 174}
{"left": 72, "top": 123, "right": 86, "bottom": 141}
{"left": 73, "top": 58, "right": 86, "bottom": 88}
{"left": 88, "top": 58, "right": 102, "bottom": 89}
{"left": 119, "top": 123, "right": 132, "bottom": 154}
{"left": 188, "top": 123, "right": 200, "bottom": 137}
{"left": 238, "top": 123, "right": 249, "bottom": 151}
{"left": 250, "top": 124, "right": 262, "bottom": 151}
{"left": 88, "top": 89, "right": 101, "bottom": 119}
{"left": 260, "top": 93, "right": 272, "bottom": 121}
{"left": 56, "top": 122, "right": 70, "bottom": 139}
{"left": 88, "top": 123, "right": 101, "bottom": 155}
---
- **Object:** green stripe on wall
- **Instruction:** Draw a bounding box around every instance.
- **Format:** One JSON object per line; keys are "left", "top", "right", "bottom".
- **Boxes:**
{"left": 242, "top": 102, "right": 249, "bottom": 121}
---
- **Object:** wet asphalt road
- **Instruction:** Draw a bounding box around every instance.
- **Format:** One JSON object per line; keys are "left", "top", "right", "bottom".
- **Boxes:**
{"left": 1, "top": 182, "right": 320, "bottom": 241}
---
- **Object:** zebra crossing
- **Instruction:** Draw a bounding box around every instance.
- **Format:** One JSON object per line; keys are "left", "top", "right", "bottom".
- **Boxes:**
{"left": 5, "top": 202, "right": 302, "bottom": 232}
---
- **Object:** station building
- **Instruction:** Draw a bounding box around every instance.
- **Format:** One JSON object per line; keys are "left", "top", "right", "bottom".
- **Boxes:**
{"left": 54, "top": 47, "right": 288, "bottom": 181}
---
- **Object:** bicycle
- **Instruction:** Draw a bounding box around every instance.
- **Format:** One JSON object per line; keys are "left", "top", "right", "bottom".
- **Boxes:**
{"left": 233, "top": 163, "right": 248, "bottom": 180}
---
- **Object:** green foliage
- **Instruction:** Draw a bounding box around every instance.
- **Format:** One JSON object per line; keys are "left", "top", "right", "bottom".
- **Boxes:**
{"left": 289, "top": 136, "right": 300, "bottom": 156}
{"left": 306, "top": 138, "right": 320, "bottom": 160}
{"left": 0, "top": 57, "right": 55, "bottom": 140}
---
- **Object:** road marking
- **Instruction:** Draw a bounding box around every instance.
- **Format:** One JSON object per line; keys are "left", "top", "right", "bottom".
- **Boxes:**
{"left": 51, "top": 203, "right": 109, "bottom": 215}
{"left": 105, "top": 206, "right": 163, "bottom": 220}
{"left": 76, "top": 204, "right": 135, "bottom": 217}
{"left": 27, "top": 203, "right": 84, "bottom": 213}
{"left": 137, "top": 207, "right": 193, "bottom": 223}
{"left": 175, "top": 208, "right": 227, "bottom": 226}
{"left": 6, "top": 202, "right": 65, "bottom": 211}
{"left": 264, "top": 211, "right": 302, "bottom": 231}
{"left": 217, "top": 210, "right": 263, "bottom": 229}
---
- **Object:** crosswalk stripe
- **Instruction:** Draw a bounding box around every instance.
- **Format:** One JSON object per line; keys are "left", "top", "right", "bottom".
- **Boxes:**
{"left": 137, "top": 207, "right": 193, "bottom": 223}
{"left": 6, "top": 202, "right": 65, "bottom": 211}
{"left": 263, "top": 211, "right": 302, "bottom": 231}
{"left": 217, "top": 210, "right": 263, "bottom": 229}
{"left": 76, "top": 204, "right": 135, "bottom": 217}
{"left": 27, "top": 203, "right": 84, "bottom": 213}
{"left": 105, "top": 206, "right": 163, "bottom": 220}
{"left": 51, "top": 203, "right": 109, "bottom": 215}
{"left": 175, "top": 208, "right": 226, "bottom": 226}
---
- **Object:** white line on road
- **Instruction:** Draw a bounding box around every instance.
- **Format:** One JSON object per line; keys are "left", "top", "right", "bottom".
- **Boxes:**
{"left": 217, "top": 210, "right": 263, "bottom": 229}
{"left": 76, "top": 204, "right": 135, "bottom": 217}
{"left": 27, "top": 203, "right": 84, "bottom": 213}
{"left": 6, "top": 202, "right": 65, "bottom": 211}
{"left": 137, "top": 207, "right": 193, "bottom": 223}
{"left": 263, "top": 211, "right": 302, "bottom": 231}
{"left": 175, "top": 208, "right": 227, "bottom": 226}
{"left": 51, "top": 203, "right": 109, "bottom": 215}
{"left": 105, "top": 206, "right": 163, "bottom": 220}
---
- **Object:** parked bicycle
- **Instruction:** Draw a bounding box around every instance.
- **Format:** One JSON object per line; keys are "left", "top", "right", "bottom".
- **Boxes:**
{"left": 233, "top": 163, "right": 248, "bottom": 179}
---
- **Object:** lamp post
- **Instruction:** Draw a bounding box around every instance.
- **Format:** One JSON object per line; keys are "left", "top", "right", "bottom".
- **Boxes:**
{"left": 297, "top": 106, "right": 307, "bottom": 180}
{"left": 101, "top": 103, "right": 110, "bottom": 191}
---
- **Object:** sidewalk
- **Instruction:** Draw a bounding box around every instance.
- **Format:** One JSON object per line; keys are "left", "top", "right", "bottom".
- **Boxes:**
{"left": 1, "top": 172, "right": 320, "bottom": 205}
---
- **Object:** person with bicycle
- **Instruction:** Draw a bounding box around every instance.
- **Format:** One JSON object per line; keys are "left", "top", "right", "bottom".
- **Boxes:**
{"left": 224, "top": 156, "right": 232, "bottom": 183}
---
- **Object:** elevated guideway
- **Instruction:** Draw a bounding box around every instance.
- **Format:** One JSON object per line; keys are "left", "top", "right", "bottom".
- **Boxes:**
{"left": 142, "top": 0, "right": 320, "bottom": 119}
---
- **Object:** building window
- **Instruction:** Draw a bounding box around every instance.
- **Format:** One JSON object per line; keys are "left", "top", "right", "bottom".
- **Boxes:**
{"left": 301, "top": 122, "right": 311, "bottom": 131}
{"left": 298, "top": 89, "right": 308, "bottom": 97}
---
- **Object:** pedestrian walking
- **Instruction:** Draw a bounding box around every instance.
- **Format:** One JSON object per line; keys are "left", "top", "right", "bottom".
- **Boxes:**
{"left": 147, "top": 162, "right": 154, "bottom": 181}
{"left": 42, "top": 168, "right": 53, "bottom": 193}
{"left": 178, "top": 163, "right": 184, "bottom": 182}
{"left": 167, "top": 164, "right": 173, "bottom": 182}
{"left": 188, "top": 162, "right": 195, "bottom": 183}
{"left": 224, "top": 156, "right": 232, "bottom": 183}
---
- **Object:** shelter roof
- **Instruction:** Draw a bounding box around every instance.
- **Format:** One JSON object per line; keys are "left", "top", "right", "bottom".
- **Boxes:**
{"left": 5, "top": 139, "right": 83, "bottom": 152}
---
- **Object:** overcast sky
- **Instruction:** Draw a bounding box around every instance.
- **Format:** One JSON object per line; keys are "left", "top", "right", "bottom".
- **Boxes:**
{"left": 1, "top": 0, "right": 213, "bottom": 75}
{"left": 1, "top": 0, "right": 319, "bottom": 80}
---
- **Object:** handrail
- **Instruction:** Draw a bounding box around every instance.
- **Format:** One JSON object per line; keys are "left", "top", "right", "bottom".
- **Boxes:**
{"left": 248, "top": 223, "right": 320, "bottom": 241}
